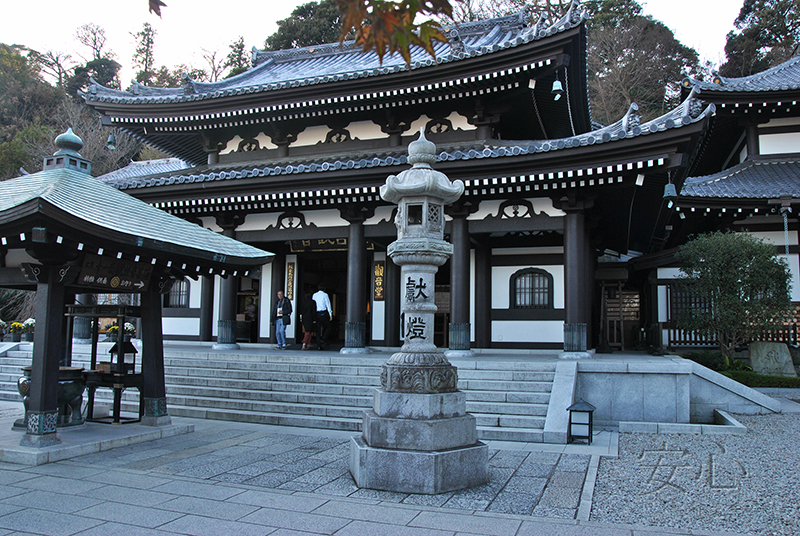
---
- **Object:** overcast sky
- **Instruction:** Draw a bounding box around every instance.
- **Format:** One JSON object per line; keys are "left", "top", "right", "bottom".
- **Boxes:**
{"left": 2, "top": 0, "right": 742, "bottom": 84}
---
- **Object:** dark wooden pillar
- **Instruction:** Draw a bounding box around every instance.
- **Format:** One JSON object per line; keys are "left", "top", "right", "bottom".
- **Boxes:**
{"left": 72, "top": 293, "right": 93, "bottom": 341}
{"left": 140, "top": 284, "right": 171, "bottom": 426}
{"left": 384, "top": 256, "right": 401, "bottom": 346}
{"left": 474, "top": 237, "right": 492, "bottom": 348}
{"left": 447, "top": 206, "right": 474, "bottom": 355}
{"left": 746, "top": 122, "right": 760, "bottom": 157}
{"left": 21, "top": 265, "right": 67, "bottom": 447}
{"left": 341, "top": 207, "right": 373, "bottom": 352}
{"left": 214, "top": 216, "right": 241, "bottom": 348}
{"left": 559, "top": 196, "right": 594, "bottom": 352}
{"left": 199, "top": 275, "right": 214, "bottom": 341}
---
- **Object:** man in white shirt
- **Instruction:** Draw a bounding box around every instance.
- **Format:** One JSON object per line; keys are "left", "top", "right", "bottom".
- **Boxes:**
{"left": 312, "top": 284, "right": 333, "bottom": 350}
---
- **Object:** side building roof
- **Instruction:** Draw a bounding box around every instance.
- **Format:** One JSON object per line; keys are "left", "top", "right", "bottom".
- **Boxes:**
{"left": 681, "top": 156, "right": 800, "bottom": 201}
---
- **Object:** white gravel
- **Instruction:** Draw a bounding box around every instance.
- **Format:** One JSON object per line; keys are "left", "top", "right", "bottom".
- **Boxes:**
{"left": 591, "top": 412, "right": 800, "bottom": 535}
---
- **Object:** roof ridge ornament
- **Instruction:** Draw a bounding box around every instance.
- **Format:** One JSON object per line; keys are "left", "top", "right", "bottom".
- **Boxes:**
{"left": 621, "top": 103, "right": 639, "bottom": 133}
{"left": 43, "top": 128, "right": 92, "bottom": 174}
{"left": 181, "top": 73, "right": 196, "bottom": 95}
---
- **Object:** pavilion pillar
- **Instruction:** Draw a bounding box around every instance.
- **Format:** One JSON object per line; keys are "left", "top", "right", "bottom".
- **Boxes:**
{"left": 561, "top": 199, "right": 593, "bottom": 356}
{"left": 474, "top": 237, "right": 492, "bottom": 348}
{"left": 20, "top": 265, "right": 68, "bottom": 447}
{"left": 384, "top": 256, "right": 401, "bottom": 347}
{"left": 199, "top": 275, "right": 214, "bottom": 341}
{"left": 214, "top": 216, "right": 241, "bottom": 349}
{"left": 446, "top": 205, "right": 474, "bottom": 357}
{"left": 140, "top": 284, "right": 171, "bottom": 426}
{"left": 341, "top": 207, "right": 374, "bottom": 353}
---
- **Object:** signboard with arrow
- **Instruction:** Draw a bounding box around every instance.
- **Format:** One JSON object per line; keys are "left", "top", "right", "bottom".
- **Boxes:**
{"left": 76, "top": 254, "right": 153, "bottom": 292}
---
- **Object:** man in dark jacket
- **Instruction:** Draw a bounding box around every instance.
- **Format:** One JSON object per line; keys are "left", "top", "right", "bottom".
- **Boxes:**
{"left": 271, "top": 290, "right": 292, "bottom": 349}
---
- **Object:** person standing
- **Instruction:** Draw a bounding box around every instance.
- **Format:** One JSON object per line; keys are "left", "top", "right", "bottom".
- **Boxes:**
{"left": 312, "top": 283, "right": 333, "bottom": 350}
{"left": 300, "top": 292, "right": 316, "bottom": 350}
{"left": 271, "top": 290, "right": 292, "bottom": 349}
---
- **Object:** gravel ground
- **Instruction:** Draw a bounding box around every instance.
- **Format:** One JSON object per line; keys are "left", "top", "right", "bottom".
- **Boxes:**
{"left": 591, "top": 412, "right": 800, "bottom": 536}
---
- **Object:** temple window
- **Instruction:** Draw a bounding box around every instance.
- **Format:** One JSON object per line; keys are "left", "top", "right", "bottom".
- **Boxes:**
{"left": 510, "top": 268, "right": 553, "bottom": 309}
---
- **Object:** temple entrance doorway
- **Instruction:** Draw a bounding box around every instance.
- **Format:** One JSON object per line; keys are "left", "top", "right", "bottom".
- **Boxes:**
{"left": 295, "top": 251, "right": 348, "bottom": 347}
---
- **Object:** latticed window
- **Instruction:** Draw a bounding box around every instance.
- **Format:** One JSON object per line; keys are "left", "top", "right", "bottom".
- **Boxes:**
{"left": 511, "top": 268, "right": 553, "bottom": 309}
{"left": 669, "top": 284, "right": 708, "bottom": 322}
{"left": 164, "top": 279, "right": 189, "bottom": 308}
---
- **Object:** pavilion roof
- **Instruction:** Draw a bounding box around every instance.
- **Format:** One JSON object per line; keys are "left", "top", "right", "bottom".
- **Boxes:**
{"left": 84, "top": 7, "right": 588, "bottom": 105}
{"left": 0, "top": 165, "right": 272, "bottom": 272}
{"left": 681, "top": 156, "right": 800, "bottom": 200}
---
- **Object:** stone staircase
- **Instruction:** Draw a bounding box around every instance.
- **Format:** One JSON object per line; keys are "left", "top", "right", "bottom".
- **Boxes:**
{"left": 0, "top": 344, "right": 556, "bottom": 442}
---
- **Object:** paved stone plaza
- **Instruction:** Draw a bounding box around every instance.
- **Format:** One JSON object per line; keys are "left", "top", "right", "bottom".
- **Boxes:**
{"left": 2, "top": 398, "right": 792, "bottom": 536}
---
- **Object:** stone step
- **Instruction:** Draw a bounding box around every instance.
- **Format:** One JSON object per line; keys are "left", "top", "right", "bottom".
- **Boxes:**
{"left": 464, "top": 390, "right": 551, "bottom": 404}
{"left": 472, "top": 413, "right": 546, "bottom": 429}
{"left": 459, "top": 379, "right": 553, "bottom": 392}
{"left": 166, "top": 385, "right": 372, "bottom": 406}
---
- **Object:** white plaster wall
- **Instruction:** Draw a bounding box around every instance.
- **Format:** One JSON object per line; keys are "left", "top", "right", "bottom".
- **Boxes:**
{"left": 739, "top": 145, "right": 748, "bottom": 164}
{"left": 261, "top": 262, "right": 273, "bottom": 339}
{"left": 348, "top": 120, "right": 385, "bottom": 140}
{"left": 372, "top": 252, "right": 386, "bottom": 341}
{"left": 408, "top": 115, "right": 432, "bottom": 134}
{"left": 200, "top": 217, "right": 222, "bottom": 233}
{"left": 162, "top": 317, "right": 200, "bottom": 337}
{"left": 3, "top": 248, "right": 37, "bottom": 267}
{"left": 220, "top": 135, "right": 244, "bottom": 155}
{"left": 764, "top": 117, "right": 800, "bottom": 128}
{"left": 492, "top": 320, "right": 563, "bottom": 343}
{"left": 468, "top": 198, "right": 565, "bottom": 220}
{"left": 657, "top": 267, "right": 681, "bottom": 279}
{"left": 491, "top": 265, "right": 564, "bottom": 309}
{"left": 305, "top": 209, "right": 348, "bottom": 227}
{"left": 188, "top": 278, "right": 201, "bottom": 308}
{"left": 212, "top": 274, "right": 221, "bottom": 337}
{"left": 366, "top": 206, "right": 395, "bottom": 225}
{"left": 448, "top": 112, "right": 475, "bottom": 131}
{"left": 658, "top": 285, "right": 669, "bottom": 323}
{"left": 239, "top": 213, "right": 279, "bottom": 232}
{"left": 759, "top": 132, "right": 800, "bottom": 155}
{"left": 493, "top": 247, "right": 563, "bottom": 256}
{"left": 255, "top": 132, "right": 278, "bottom": 149}
{"left": 293, "top": 125, "right": 329, "bottom": 147}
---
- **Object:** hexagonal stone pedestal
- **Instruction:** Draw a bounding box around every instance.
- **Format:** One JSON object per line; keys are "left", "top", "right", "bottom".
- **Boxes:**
{"left": 350, "top": 389, "right": 488, "bottom": 494}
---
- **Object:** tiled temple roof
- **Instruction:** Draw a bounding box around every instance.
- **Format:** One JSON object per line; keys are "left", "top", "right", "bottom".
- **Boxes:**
{"left": 97, "top": 158, "right": 190, "bottom": 184}
{"left": 683, "top": 56, "right": 800, "bottom": 94}
{"left": 1, "top": 166, "right": 271, "bottom": 266}
{"left": 681, "top": 156, "right": 800, "bottom": 200}
{"left": 83, "top": 4, "right": 588, "bottom": 105}
{"left": 99, "top": 96, "right": 712, "bottom": 191}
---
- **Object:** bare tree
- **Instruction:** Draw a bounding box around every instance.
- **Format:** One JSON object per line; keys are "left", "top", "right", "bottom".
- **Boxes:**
{"left": 201, "top": 49, "right": 225, "bottom": 82}
{"left": 446, "top": 0, "right": 571, "bottom": 23}
{"left": 19, "top": 99, "right": 142, "bottom": 177}
{"left": 75, "top": 23, "right": 110, "bottom": 61}
{"left": 28, "top": 50, "right": 74, "bottom": 88}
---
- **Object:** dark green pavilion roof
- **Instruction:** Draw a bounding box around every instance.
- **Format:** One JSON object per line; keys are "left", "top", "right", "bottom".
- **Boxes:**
{"left": 0, "top": 131, "right": 272, "bottom": 275}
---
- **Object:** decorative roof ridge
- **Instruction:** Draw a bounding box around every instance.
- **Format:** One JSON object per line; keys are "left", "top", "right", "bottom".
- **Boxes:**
{"left": 684, "top": 154, "right": 800, "bottom": 186}
{"left": 82, "top": 5, "right": 589, "bottom": 105}
{"left": 682, "top": 55, "right": 800, "bottom": 93}
{"left": 104, "top": 102, "right": 708, "bottom": 192}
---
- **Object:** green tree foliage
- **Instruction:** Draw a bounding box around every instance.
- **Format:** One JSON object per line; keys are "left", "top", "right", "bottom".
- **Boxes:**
{"left": 583, "top": 0, "right": 700, "bottom": 125}
{"left": 67, "top": 57, "right": 122, "bottom": 97}
{"left": 0, "top": 44, "right": 63, "bottom": 179}
{"left": 265, "top": 0, "right": 345, "bottom": 51}
{"left": 225, "top": 37, "right": 250, "bottom": 78}
{"left": 132, "top": 22, "right": 157, "bottom": 85}
{"left": 719, "top": 0, "right": 800, "bottom": 78}
{"left": 676, "top": 231, "right": 793, "bottom": 365}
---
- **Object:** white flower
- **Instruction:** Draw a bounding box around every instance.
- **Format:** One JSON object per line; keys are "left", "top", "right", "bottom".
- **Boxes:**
{"left": 124, "top": 322, "right": 136, "bottom": 335}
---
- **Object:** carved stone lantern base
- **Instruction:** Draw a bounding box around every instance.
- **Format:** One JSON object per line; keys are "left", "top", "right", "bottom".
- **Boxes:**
{"left": 350, "top": 388, "right": 488, "bottom": 494}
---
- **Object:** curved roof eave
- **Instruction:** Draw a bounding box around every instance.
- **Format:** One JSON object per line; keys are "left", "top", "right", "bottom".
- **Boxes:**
{"left": 682, "top": 56, "right": 800, "bottom": 98}
{"left": 82, "top": 7, "right": 589, "bottom": 106}
{"left": 0, "top": 168, "right": 272, "bottom": 268}
{"left": 102, "top": 97, "right": 713, "bottom": 192}
{"left": 681, "top": 156, "right": 800, "bottom": 201}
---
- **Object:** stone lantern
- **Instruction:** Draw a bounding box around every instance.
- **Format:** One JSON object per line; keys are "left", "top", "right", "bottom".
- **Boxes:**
{"left": 350, "top": 129, "right": 488, "bottom": 494}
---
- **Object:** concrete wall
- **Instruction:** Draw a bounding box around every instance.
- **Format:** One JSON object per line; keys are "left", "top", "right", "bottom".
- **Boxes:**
{"left": 573, "top": 358, "right": 779, "bottom": 426}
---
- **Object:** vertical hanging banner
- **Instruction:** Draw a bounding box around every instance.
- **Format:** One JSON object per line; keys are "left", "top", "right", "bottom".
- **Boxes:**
{"left": 373, "top": 260, "right": 385, "bottom": 301}
{"left": 286, "top": 262, "right": 295, "bottom": 300}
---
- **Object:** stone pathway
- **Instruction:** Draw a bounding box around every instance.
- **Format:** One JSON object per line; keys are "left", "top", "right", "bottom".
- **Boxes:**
{"left": 69, "top": 421, "right": 592, "bottom": 520}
